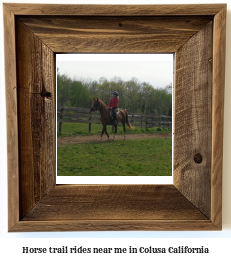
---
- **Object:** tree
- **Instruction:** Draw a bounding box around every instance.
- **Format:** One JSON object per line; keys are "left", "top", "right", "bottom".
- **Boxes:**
{"left": 57, "top": 70, "right": 172, "bottom": 116}
{"left": 57, "top": 69, "right": 71, "bottom": 107}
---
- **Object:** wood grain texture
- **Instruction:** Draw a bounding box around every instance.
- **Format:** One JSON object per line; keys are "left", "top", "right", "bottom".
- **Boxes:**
{"left": 3, "top": 4, "right": 20, "bottom": 231}
{"left": 16, "top": 19, "right": 56, "bottom": 219}
{"left": 11, "top": 220, "right": 218, "bottom": 232}
{"left": 18, "top": 16, "right": 213, "bottom": 53}
{"left": 4, "top": 3, "right": 226, "bottom": 231}
{"left": 22, "top": 185, "right": 207, "bottom": 221}
{"left": 211, "top": 5, "right": 226, "bottom": 228}
{"left": 3, "top": 3, "right": 225, "bottom": 16}
{"left": 174, "top": 22, "right": 213, "bottom": 218}
{"left": 12, "top": 185, "right": 219, "bottom": 232}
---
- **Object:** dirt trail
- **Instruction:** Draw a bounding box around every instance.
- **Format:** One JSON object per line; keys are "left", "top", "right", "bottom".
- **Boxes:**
{"left": 57, "top": 133, "right": 172, "bottom": 146}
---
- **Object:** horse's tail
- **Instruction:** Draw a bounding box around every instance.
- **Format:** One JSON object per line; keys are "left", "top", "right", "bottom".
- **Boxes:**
{"left": 123, "top": 110, "right": 134, "bottom": 130}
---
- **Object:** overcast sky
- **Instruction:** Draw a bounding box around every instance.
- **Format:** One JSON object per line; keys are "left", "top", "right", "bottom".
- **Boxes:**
{"left": 56, "top": 54, "right": 173, "bottom": 88}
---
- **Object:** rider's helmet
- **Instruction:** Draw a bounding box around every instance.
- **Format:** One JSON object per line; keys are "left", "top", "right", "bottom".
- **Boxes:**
{"left": 112, "top": 91, "right": 118, "bottom": 97}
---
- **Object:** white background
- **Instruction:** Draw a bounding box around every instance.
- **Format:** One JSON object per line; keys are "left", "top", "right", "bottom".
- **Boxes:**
{"left": 0, "top": 0, "right": 231, "bottom": 260}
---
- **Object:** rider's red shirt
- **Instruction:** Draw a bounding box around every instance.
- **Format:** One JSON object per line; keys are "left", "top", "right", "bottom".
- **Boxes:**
{"left": 109, "top": 97, "right": 119, "bottom": 108}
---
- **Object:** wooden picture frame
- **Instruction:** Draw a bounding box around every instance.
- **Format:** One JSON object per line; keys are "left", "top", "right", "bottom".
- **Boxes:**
{"left": 4, "top": 3, "right": 226, "bottom": 231}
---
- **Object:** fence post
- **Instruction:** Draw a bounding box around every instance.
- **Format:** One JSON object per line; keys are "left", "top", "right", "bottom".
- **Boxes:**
{"left": 58, "top": 107, "right": 64, "bottom": 134}
{"left": 88, "top": 113, "right": 92, "bottom": 133}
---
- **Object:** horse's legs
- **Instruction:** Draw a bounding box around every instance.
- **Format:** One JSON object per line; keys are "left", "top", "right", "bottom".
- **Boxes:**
{"left": 99, "top": 124, "right": 110, "bottom": 141}
{"left": 113, "top": 124, "right": 117, "bottom": 140}
{"left": 122, "top": 121, "right": 126, "bottom": 140}
{"left": 99, "top": 126, "right": 105, "bottom": 141}
{"left": 104, "top": 125, "right": 110, "bottom": 140}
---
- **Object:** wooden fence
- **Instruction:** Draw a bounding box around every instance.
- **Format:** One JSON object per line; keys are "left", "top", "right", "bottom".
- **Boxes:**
{"left": 57, "top": 107, "right": 172, "bottom": 133}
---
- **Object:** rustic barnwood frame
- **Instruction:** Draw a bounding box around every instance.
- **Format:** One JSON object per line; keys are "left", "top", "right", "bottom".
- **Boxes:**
{"left": 4, "top": 4, "right": 226, "bottom": 231}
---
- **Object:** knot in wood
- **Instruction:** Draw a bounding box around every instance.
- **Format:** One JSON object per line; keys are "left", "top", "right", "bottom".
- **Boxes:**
{"left": 40, "top": 90, "right": 52, "bottom": 99}
{"left": 194, "top": 153, "right": 203, "bottom": 164}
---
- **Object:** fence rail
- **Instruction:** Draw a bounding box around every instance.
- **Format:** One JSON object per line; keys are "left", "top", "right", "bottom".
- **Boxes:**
{"left": 57, "top": 107, "right": 172, "bottom": 133}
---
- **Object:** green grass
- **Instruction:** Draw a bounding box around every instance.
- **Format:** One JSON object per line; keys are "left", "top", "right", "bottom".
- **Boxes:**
{"left": 57, "top": 122, "right": 172, "bottom": 137}
{"left": 57, "top": 138, "right": 172, "bottom": 176}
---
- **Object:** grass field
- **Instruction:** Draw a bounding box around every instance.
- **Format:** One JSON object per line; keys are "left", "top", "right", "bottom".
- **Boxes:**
{"left": 57, "top": 138, "right": 172, "bottom": 176}
{"left": 57, "top": 123, "right": 172, "bottom": 176}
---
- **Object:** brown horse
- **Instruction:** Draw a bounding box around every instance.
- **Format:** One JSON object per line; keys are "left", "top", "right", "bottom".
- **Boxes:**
{"left": 90, "top": 98, "right": 133, "bottom": 140}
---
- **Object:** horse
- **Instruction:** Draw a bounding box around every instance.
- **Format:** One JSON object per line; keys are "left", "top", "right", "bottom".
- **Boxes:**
{"left": 90, "top": 98, "right": 133, "bottom": 141}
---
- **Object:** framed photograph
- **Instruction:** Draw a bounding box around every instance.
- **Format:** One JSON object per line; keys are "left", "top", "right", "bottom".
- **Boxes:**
{"left": 4, "top": 3, "right": 226, "bottom": 231}
{"left": 56, "top": 53, "right": 173, "bottom": 185}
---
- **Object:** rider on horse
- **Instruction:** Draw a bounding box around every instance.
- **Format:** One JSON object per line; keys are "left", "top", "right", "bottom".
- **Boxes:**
{"left": 108, "top": 91, "right": 119, "bottom": 124}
